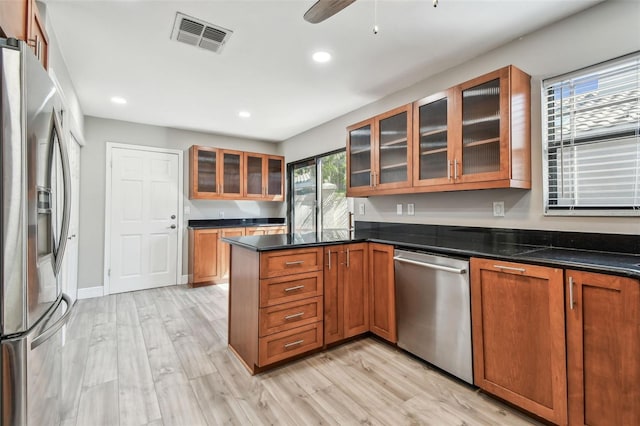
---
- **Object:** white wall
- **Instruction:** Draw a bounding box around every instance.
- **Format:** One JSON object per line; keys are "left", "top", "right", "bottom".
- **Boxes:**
{"left": 79, "top": 116, "right": 283, "bottom": 289}
{"left": 279, "top": 0, "right": 640, "bottom": 236}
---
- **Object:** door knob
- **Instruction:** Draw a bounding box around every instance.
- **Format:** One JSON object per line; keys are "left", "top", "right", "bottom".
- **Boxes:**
{"left": 170, "top": 224, "right": 176, "bottom": 229}
{"left": 171, "top": 215, "right": 176, "bottom": 219}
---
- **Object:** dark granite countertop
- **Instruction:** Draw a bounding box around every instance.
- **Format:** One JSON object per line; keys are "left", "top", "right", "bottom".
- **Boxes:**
{"left": 188, "top": 218, "right": 285, "bottom": 229}
{"left": 222, "top": 222, "right": 640, "bottom": 279}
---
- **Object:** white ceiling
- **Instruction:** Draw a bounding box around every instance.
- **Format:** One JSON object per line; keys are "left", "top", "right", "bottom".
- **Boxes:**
{"left": 45, "top": 0, "right": 602, "bottom": 142}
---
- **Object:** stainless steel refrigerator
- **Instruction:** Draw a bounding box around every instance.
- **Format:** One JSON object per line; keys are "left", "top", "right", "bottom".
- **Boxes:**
{"left": 1, "top": 38, "right": 74, "bottom": 425}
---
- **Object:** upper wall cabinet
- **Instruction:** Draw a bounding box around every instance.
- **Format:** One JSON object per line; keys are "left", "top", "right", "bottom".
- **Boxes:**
{"left": 348, "top": 65, "right": 531, "bottom": 196}
{"left": 244, "top": 152, "right": 284, "bottom": 201}
{"left": 347, "top": 104, "right": 413, "bottom": 196}
{"left": 189, "top": 145, "right": 284, "bottom": 201}
{"left": 0, "top": 0, "right": 49, "bottom": 69}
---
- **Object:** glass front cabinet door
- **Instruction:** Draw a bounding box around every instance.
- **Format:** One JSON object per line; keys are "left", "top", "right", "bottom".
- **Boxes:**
{"left": 456, "top": 66, "right": 530, "bottom": 186}
{"left": 375, "top": 105, "right": 412, "bottom": 191}
{"left": 190, "top": 146, "right": 220, "bottom": 199}
{"left": 243, "top": 153, "right": 284, "bottom": 201}
{"left": 413, "top": 90, "right": 456, "bottom": 187}
{"left": 347, "top": 119, "right": 374, "bottom": 196}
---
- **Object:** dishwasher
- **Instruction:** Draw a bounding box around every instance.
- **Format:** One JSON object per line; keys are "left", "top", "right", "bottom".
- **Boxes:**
{"left": 394, "top": 249, "right": 473, "bottom": 384}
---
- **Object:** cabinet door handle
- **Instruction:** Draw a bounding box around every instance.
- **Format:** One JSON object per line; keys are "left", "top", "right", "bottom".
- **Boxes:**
{"left": 569, "top": 276, "right": 575, "bottom": 310}
{"left": 447, "top": 160, "right": 451, "bottom": 181}
{"left": 284, "top": 285, "right": 304, "bottom": 292}
{"left": 454, "top": 159, "right": 459, "bottom": 180}
{"left": 327, "top": 251, "right": 332, "bottom": 270}
{"left": 493, "top": 264, "right": 526, "bottom": 273}
{"left": 284, "top": 339, "right": 304, "bottom": 349}
{"left": 370, "top": 172, "right": 374, "bottom": 187}
{"left": 285, "top": 260, "right": 304, "bottom": 266}
{"left": 346, "top": 249, "right": 350, "bottom": 268}
{"left": 284, "top": 312, "right": 304, "bottom": 320}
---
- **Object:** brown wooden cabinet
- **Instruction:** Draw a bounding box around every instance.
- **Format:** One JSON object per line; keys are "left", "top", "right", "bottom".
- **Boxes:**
{"left": 245, "top": 225, "right": 286, "bottom": 236}
{"left": 471, "top": 258, "right": 567, "bottom": 425}
{"left": 188, "top": 228, "right": 221, "bottom": 286}
{"left": 368, "top": 243, "right": 396, "bottom": 343}
{"left": 244, "top": 153, "right": 284, "bottom": 201}
{"left": 323, "top": 243, "right": 369, "bottom": 345}
{"left": 348, "top": 65, "right": 530, "bottom": 196}
{"left": 189, "top": 146, "right": 284, "bottom": 201}
{"left": 347, "top": 104, "right": 413, "bottom": 196}
{"left": 189, "top": 225, "right": 284, "bottom": 286}
{"left": 228, "top": 246, "right": 324, "bottom": 373}
{"left": 565, "top": 270, "right": 640, "bottom": 426}
{"left": 0, "top": 0, "right": 48, "bottom": 69}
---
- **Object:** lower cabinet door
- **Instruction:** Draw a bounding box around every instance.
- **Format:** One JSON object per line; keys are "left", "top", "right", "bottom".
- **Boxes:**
{"left": 343, "top": 244, "right": 369, "bottom": 338}
{"left": 566, "top": 270, "right": 640, "bottom": 426}
{"left": 368, "top": 243, "right": 396, "bottom": 343}
{"left": 471, "top": 258, "right": 567, "bottom": 425}
{"left": 324, "top": 246, "right": 344, "bottom": 345}
{"left": 258, "top": 322, "right": 323, "bottom": 367}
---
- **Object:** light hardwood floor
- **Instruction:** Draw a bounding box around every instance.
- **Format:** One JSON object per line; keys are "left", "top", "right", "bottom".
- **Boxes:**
{"left": 61, "top": 284, "right": 541, "bottom": 426}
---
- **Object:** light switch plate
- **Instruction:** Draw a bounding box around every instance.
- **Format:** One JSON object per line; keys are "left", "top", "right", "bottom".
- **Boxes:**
{"left": 493, "top": 201, "right": 505, "bottom": 217}
{"left": 407, "top": 203, "right": 415, "bottom": 216}
{"left": 184, "top": 206, "right": 191, "bottom": 216}
{"left": 396, "top": 204, "right": 403, "bottom": 215}
{"left": 358, "top": 203, "right": 365, "bottom": 215}
{"left": 219, "top": 211, "right": 225, "bottom": 218}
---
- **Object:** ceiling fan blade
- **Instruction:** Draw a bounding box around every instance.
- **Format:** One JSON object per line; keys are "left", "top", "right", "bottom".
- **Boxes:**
{"left": 304, "top": 0, "right": 357, "bottom": 24}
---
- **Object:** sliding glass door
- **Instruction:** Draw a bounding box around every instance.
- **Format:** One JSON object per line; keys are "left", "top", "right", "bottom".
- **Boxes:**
{"left": 289, "top": 150, "right": 351, "bottom": 236}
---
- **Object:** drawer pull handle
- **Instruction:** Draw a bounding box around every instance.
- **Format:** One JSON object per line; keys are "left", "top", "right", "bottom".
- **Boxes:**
{"left": 493, "top": 265, "right": 526, "bottom": 273}
{"left": 284, "top": 285, "right": 304, "bottom": 292}
{"left": 284, "top": 312, "right": 304, "bottom": 320}
{"left": 284, "top": 339, "right": 304, "bottom": 349}
{"left": 285, "top": 260, "right": 305, "bottom": 266}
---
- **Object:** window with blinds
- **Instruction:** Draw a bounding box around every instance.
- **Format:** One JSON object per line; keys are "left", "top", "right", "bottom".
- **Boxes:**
{"left": 542, "top": 52, "right": 640, "bottom": 216}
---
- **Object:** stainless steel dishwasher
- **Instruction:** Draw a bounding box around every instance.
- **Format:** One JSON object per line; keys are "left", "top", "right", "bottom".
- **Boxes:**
{"left": 394, "top": 249, "right": 473, "bottom": 384}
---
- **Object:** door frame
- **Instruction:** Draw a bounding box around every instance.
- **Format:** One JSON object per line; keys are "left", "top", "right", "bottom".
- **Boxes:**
{"left": 103, "top": 142, "right": 184, "bottom": 296}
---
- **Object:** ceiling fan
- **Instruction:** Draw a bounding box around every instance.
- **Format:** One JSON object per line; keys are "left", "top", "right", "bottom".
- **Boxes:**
{"left": 304, "top": 0, "right": 357, "bottom": 24}
{"left": 304, "top": 0, "right": 439, "bottom": 24}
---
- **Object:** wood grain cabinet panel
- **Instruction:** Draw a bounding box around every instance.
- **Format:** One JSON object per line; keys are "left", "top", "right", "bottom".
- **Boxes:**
{"left": 565, "top": 270, "right": 640, "bottom": 426}
{"left": 189, "top": 145, "right": 284, "bottom": 201}
{"left": 219, "top": 227, "right": 245, "bottom": 282}
{"left": 246, "top": 225, "right": 286, "bottom": 236}
{"left": 324, "top": 243, "right": 369, "bottom": 345}
{"left": 188, "top": 228, "right": 221, "bottom": 286}
{"left": 347, "top": 105, "right": 413, "bottom": 196}
{"left": 260, "top": 247, "right": 323, "bottom": 279}
{"left": 471, "top": 258, "right": 567, "bottom": 425}
{"left": 258, "top": 322, "right": 323, "bottom": 367}
{"left": 0, "top": 0, "right": 48, "bottom": 69}
{"left": 368, "top": 243, "right": 396, "bottom": 343}
{"left": 348, "top": 65, "right": 531, "bottom": 196}
{"left": 259, "top": 271, "right": 323, "bottom": 308}
{"left": 259, "top": 296, "right": 323, "bottom": 337}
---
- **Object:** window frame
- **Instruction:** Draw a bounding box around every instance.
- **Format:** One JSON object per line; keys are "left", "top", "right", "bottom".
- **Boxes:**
{"left": 541, "top": 51, "right": 640, "bottom": 217}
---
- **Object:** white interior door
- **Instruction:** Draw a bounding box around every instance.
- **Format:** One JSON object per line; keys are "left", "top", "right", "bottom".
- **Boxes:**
{"left": 60, "top": 134, "right": 80, "bottom": 303}
{"left": 108, "top": 146, "right": 180, "bottom": 294}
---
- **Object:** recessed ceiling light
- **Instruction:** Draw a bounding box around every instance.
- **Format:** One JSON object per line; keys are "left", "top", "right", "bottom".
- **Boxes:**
{"left": 238, "top": 111, "right": 251, "bottom": 118}
{"left": 312, "top": 51, "right": 331, "bottom": 63}
{"left": 111, "top": 96, "right": 127, "bottom": 105}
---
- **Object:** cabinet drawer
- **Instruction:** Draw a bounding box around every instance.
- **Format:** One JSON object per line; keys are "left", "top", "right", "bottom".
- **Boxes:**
{"left": 260, "top": 248, "right": 323, "bottom": 279}
{"left": 259, "top": 296, "right": 323, "bottom": 337}
{"left": 258, "top": 322, "right": 323, "bottom": 367}
{"left": 259, "top": 271, "right": 323, "bottom": 307}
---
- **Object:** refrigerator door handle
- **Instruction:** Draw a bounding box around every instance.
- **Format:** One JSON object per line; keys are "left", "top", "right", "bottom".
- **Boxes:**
{"left": 31, "top": 293, "right": 72, "bottom": 350}
{"left": 52, "top": 109, "right": 72, "bottom": 276}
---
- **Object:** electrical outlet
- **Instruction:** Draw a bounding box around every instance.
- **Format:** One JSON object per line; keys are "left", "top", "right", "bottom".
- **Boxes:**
{"left": 219, "top": 211, "right": 225, "bottom": 218}
{"left": 358, "top": 203, "right": 365, "bottom": 215}
{"left": 184, "top": 206, "right": 191, "bottom": 216}
{"left": 396, "top": 204, "right": 403, "bottom": 215}
{"left": 407, "top": 203, "right": 415, "bottom": 216}
{"left": 493, "top": 201, "right": 505, "bottom": 217}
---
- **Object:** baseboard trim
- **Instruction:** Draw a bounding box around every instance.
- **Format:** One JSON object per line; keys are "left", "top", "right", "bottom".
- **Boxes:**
{"left": 77, "top": 286, "right": 105, "bottom": 300}
{"left": 181, "top": 274, "right": 189, "bottom": 285}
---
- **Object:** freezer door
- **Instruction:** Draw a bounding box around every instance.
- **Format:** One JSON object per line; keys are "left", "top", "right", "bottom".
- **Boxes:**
{"left": 1, "top": 293, "right": 72, "bottom": 426}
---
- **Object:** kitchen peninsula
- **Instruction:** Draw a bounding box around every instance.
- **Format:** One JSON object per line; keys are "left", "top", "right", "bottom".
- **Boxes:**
{"left": 223, "top": 222, "right": 640, "bottom": 425}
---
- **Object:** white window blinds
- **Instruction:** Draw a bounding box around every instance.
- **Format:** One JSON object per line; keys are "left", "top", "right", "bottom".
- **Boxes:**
{"left": 542, "top": 52, "right": 640, "bottom": 215}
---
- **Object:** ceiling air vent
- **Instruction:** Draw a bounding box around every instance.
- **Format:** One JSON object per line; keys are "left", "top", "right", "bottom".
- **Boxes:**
{"left": 171, "top": 12, "right": 233, "bottom": 54}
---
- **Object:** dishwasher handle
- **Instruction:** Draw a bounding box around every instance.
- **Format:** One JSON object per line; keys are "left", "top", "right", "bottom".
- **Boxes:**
{"left": 394, "top": 256, "right": 467, "bottom": 274}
